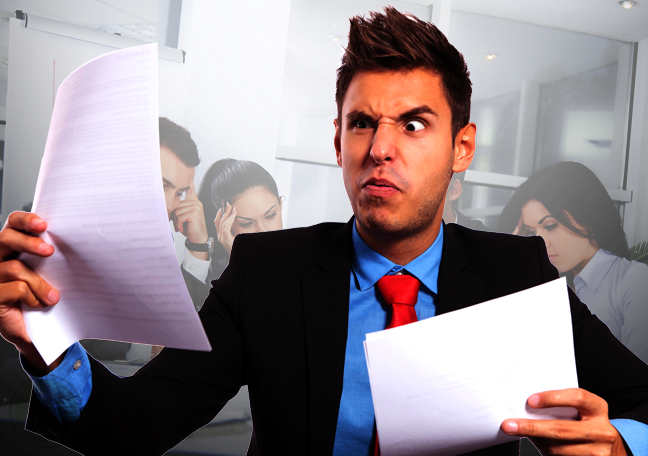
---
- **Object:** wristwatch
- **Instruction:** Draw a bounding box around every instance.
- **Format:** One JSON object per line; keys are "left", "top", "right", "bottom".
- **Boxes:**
{"left": 185, "top": 236, "right": 214, "bottom": 254}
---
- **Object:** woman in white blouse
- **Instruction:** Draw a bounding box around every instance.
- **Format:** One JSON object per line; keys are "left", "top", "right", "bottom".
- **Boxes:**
{"left": 499, "top": 161, "right": 648, "bottom": 363}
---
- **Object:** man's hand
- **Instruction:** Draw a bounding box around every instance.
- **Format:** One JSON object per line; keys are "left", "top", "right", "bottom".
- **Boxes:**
{"left": 214, "top": 203, "right": 237, "bottom": 256}
{"left": 172, "top": 175, "right": 209, "bottom": 260}
{"left": 0, "top": 211, "right": 62, "bottom": 374}
{"left": 501, "top": 388, "right": 627, "bottom": 456}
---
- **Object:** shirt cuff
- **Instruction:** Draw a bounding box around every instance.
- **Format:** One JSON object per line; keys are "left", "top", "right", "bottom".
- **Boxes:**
{"left": 183, "top": 253, "right": 210, "bottom": 282}
{"left": 611, "top": 419, "right": 648, "bottom": 456}
{"left": 22, "top": 342, "right": 93, "bottom": 427}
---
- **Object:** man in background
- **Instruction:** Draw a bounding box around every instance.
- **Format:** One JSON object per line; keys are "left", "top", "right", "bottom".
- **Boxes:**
{"left": 442, "top": 171, "right": 490, "bottom": 231}
{"left": 158, "top": 117, "right": 211, "bottom": 311}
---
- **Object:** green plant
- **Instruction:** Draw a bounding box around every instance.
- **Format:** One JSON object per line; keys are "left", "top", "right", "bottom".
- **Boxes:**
{"left": 629, "top": 241, "right": 648, "bottom": 265}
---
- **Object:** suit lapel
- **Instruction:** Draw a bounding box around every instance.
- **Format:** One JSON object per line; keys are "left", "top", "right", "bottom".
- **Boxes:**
{"left": 436, "top": 224, "right": 486, "bottom": 315}
{"left": 302, "top": 220, "right": 354, "bottom": 455}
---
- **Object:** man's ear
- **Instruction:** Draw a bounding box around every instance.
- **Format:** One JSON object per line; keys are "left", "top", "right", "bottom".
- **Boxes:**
{"left": 453, "top": 123, "right": 476, "bottom": 173}
{"left": 446, "top": 178, "right": 462, "bottom": 203}
{"left": 334, "top": 118, "right": 342, "bottom": 168}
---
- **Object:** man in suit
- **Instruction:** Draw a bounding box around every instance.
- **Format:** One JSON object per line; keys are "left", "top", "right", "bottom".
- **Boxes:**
{"left": 442, "top": 172, "right": 491, "bottom": 231}
{"left": 158, "top": 117, "right": 212, "bottom": 311}
{"left": 0, "top": 7, "right": 646, "bottom": 456}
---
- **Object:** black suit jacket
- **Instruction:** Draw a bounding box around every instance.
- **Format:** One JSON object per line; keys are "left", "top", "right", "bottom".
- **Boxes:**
{"left": 26, "top": 221, "right": 648, "bottom": 456}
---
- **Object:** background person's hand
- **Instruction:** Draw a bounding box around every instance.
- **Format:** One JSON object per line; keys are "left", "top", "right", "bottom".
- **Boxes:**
{"left": 512, "top": 215, "right": 523, "bottom": 235}
{"left": 172, "top": 174, "right": 209, "bottom": 260}
{"left": 214, "top": 203, "right": 237, "bottom": 256}
{"left": 0, "top": 211, "right": 62, "bottom": 373}
{"left": 501, "top": 388, "right": 627, "bottom": 456}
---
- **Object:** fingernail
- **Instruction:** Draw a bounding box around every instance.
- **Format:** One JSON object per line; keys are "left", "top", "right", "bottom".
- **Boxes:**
{"left": 38, "top": 243, "right": 52, "bottom": 254}
{"left": 504, "top": 421, "right": 518, "bottom": 433}
{"left": 47, "top": 289, "right": 59, "bottom": 304}
{"left": 31, "top": 218, "right": 46, "bottom": 230}
{"left": 528, "top": 394, "right": 541, "bottom": 407}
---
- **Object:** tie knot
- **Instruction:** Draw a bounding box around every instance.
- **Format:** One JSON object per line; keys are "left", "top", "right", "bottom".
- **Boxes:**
{"left": 375, "top": 274, "right": 420, "bottom": 307}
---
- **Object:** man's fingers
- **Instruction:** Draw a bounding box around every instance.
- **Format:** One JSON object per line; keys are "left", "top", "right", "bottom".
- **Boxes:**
{"left": 187, "top": 172, "right": 197, "bottom": 198}
{"left": 528, "top": 389, "right": 606, "bottom": 417}
{"left": 0, "top": 224, "right": 54, "bottom": 261}
{"left": 3, "top": 211, "right": 48, "bottom": 233}
{"left": 0, "top": 260, "right": 59, "bottom": 306}
{"left": 502, "top": 418, "right": 616, "bottom": 443}
{"left": 0, "top": 280, "right": 49, "bottom": 309}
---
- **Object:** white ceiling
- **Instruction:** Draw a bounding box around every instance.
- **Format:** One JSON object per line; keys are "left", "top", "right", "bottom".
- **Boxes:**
{"left": 0, "top": 0, "right": 645, "bottom": 111}
{"left": 452, "top": 0, "right": 648, "bottom": 43}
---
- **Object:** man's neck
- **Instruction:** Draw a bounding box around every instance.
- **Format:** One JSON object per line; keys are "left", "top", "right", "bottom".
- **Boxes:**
{"left": 354, "top": 218, "right": 442, "bottom": 266}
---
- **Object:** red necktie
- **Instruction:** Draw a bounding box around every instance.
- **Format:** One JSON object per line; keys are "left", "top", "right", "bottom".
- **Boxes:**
{"left": 373, "top": 273, "right": 420, "bottom": 455}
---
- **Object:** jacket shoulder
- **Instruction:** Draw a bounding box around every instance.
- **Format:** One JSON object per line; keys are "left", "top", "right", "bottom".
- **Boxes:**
{"left": 444, "top": 223, "right": 558, "bottom": 285}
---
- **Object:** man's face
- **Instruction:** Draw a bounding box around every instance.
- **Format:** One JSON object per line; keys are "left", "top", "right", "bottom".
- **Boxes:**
{"left": 160, "top": 145, "right": 194, "bottom": 219}
{"left": 334, "top": 68, "right": 475, "bottom": 241}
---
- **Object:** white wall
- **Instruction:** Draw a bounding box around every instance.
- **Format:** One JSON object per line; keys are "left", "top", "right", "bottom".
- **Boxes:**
{"left": 178, "top": 0, "right": 292, "bottom": 187}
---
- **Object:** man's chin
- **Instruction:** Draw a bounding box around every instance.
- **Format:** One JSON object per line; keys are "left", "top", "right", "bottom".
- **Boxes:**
{"left": 356, "top": 211, "right": 419, "bottom": 240}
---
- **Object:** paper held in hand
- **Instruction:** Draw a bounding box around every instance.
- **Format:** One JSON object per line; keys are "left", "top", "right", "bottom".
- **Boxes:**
{"left": 21, "top": 43, "right": 211, "bottom": 365}
{"left": 364, "top": 277, "right": 578, "bottom": 456}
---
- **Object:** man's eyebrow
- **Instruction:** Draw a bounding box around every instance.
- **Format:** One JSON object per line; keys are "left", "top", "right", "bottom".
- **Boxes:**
{"left": 345, "top": 110, "right": 375, "bottom": 122}
{"left": 162, "top": 178, "right": 175, "bottom": 189}
{"left": 396, "top": 105, "right": 438, "bottom": 122}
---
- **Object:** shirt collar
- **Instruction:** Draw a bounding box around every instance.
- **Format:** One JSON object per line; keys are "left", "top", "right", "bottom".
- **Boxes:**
{"left": 351, "top": 221, "right": 443, "bottom": 293}
{"left": 575, "top": 249, "right": 615, "bottom": 293}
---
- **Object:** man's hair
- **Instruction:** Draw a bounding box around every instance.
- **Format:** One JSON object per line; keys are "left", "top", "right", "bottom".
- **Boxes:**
{"left": 336, "top": 7, "right": 472, "bottom": 142}
{"left": 159, "top": 117, "right": 200, "bottom": 168}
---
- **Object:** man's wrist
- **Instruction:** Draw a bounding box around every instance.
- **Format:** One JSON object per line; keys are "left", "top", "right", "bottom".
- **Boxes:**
{"left": 20, "top": 345, "right": 65, "bottom": 377}
{"left": 185, "top": 237, "right": 214, "bottom": 254}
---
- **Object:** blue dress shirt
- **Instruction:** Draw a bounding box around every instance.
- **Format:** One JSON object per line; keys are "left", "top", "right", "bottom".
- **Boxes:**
{"left": 332, "top": 222, "right": 443, "bottom": 455}
{"left": 26, "top": 222, "right": 648, "bottom": 454}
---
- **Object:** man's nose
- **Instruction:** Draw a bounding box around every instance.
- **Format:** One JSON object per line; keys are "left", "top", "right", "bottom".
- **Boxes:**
{"left": 370, "top": 123, "right": 398, "bottom": 164}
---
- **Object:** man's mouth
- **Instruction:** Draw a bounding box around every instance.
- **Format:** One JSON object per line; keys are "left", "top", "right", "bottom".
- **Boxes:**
{"left": 363, "top": 178, "right": 400, "bottom": 196}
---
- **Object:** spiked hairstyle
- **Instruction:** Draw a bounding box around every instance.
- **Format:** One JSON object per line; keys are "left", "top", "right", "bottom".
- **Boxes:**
{"left": 335, "top": 7, "right": 472, "bottom": 142}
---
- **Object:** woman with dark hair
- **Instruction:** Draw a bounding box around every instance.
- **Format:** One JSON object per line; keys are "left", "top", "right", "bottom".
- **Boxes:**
{"left": 499, "top": 161, "right": 648, "bottom": 362}
{"left": 196, "top": 159, "right": 283, "bottom": 283}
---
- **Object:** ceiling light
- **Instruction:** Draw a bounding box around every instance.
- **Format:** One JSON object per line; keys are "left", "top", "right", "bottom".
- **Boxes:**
{"left": 485, "top": 54, "right": 497, "bottom": 60}
{"left": 329, "top": 35, "right": 340, "bottom": 42}
{"left": 619, "top": 1, "right": 637, "bottom": 9}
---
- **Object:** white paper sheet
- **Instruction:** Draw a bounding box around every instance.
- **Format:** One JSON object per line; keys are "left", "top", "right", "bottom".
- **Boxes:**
{"left": 21, "top": 43, "right": 211, "bottom": 365}
{"left": 364, "top": 278, "right": 578, "bottom": 456}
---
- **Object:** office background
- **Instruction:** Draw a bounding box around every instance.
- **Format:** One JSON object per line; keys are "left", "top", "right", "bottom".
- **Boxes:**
{"left": 0, "top": 1, "right": 647, "bottom": 455}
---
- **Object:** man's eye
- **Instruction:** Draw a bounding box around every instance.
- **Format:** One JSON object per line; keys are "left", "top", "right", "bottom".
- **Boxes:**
{"left": 405, "top": 120, "right": 425, "bottom": 132}
{"left": 354, "top": 119, "right": 371, "bottom": 129}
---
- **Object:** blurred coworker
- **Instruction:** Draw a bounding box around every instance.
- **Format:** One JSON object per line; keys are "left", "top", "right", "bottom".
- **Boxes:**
{"left": 158, "top": 117, "right": 211, "bottom": 311}
{"left": 195, "top": 159, "right": 283, "bottom": 286}
{"left": 499, "top": 161, "right": 648, "bottom": 363}
{"left": 442, "top": 171, "right": 490, "bottom": 231}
